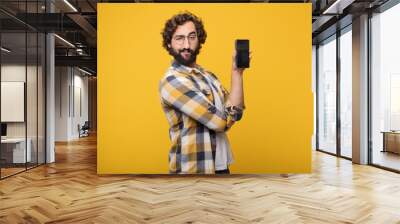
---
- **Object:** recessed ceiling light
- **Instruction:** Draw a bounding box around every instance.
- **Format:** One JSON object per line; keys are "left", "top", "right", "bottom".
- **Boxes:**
{"left": 54, "top": 34, "right": 75, "bottom": 48}
{"left": 78, "top": 67, "right": 93, "bottom": 76}
{"left": 63, "top": 0, "right": 78, "bottom": 12}
{"left": 1, "top": 47, "right": 11, "bottom": 53}
{"left": 323, "top": 0, "right": 355, "bottom": 15}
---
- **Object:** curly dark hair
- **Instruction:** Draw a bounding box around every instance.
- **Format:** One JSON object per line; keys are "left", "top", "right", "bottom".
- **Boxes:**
{"left": 161, "top": 12, "right": 207, "bottom": 53}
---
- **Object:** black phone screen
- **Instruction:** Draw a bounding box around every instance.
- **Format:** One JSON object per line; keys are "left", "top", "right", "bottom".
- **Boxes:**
{"left": 235, "top": 39, "right": 250, "bottom": 68}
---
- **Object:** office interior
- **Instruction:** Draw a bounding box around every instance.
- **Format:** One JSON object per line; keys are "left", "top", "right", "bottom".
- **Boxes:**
{"left": 0, "top": 0, "right": 97, "bottom": 179}
{"left": 0, "top": 0, "right": 400, "bottom": 222}
{"left": 313, "top": 0, "right": 400, "bottom": 172}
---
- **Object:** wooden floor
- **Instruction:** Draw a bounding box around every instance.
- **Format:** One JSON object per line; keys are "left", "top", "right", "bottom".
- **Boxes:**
{"left": 0, "top": 167, "right": 26, "bottom": 178}
{"left": 373, "top": 150, "right": 400, "bottom": 171}
{"left": 1, "top": 135, "right": 400, "bottom": 223}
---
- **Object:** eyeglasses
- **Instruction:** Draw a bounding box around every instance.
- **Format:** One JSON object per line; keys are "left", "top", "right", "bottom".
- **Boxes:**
{"left": 172, "top": 33, "right": 198, "bottom": 45}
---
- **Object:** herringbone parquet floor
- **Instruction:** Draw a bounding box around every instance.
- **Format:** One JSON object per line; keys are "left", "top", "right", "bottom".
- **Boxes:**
{"left": 1, "top": 134, "right": 400, "bottom": 224}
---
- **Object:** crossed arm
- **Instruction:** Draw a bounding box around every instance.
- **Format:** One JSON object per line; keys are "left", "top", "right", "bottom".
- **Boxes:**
{"left": 160, "top": 74, "right": 244, "bottom": 132}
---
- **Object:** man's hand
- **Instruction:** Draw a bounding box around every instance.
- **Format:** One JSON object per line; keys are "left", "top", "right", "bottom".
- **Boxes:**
{"left": 232, "top": 50, "right": 251, "bottom": 76}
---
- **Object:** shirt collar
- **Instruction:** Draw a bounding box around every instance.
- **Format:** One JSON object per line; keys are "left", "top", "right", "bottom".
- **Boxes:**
{"left": 171, "top": 60, "right": 205, "bottom": 75}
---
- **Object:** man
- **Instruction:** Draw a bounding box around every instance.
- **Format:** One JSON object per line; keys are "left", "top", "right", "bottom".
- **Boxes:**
{"left": 159, "top": 12, "right": 248, "bottom": 174}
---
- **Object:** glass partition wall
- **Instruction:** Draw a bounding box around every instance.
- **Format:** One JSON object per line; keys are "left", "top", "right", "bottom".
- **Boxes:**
{"left": 317, "top": 35, "right": 337, "bottom": 155}
{"left": 0, "top": 1, "right": 46, "bottom": 179}
{"left": 370, "top": 2, "right": 400, "bottom": 171}
{"left": 339, "top": 27, "right": 352, "bottom": 159}
{"left": 316, "top": 0, "right": 400, "bottom": 172}
{"left": 316, "top": 26, "right": 352, "bottom": 159}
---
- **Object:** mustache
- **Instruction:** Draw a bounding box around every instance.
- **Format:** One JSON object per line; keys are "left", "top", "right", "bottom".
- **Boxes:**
{"left": 179, "top": 48, "right": 194, "bottom": 54}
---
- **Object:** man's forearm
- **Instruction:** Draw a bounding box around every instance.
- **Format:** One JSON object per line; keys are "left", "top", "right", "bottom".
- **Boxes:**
{"left": 228, "top": 70, "right": 244, "bottom": 108}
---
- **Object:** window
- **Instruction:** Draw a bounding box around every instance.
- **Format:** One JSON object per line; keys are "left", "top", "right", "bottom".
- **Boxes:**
{"left": 317, "top": 35, "right": 337, "bottom": 154}
{"left": 339, "top": 28, "right": 352, "bottom": 158}
{"left": 371, "top": 2, "right": 400, "bottom": 171}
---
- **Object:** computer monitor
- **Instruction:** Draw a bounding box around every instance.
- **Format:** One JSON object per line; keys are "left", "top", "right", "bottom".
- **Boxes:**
{"left": 1, "top": 123, "right": 7, "bottom": 137}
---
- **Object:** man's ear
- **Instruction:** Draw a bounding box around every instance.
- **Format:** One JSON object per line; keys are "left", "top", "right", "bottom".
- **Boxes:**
{"left": 167, "top": 44, "right": 171, "bottom": 48}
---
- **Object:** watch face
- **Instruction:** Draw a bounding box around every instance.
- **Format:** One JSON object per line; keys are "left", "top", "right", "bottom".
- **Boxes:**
{"left": 231, "top": 106, "right": 242, "bottom": 111}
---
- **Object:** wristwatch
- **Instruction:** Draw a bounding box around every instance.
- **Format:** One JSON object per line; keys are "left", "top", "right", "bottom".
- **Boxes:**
{"left": 226, "top": 105, "right": 243, "bottom": 120}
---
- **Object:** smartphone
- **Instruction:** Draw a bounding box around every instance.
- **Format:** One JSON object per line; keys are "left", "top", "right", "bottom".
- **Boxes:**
{"left": 235, "top": 39, "right": 250, "bottom": 68}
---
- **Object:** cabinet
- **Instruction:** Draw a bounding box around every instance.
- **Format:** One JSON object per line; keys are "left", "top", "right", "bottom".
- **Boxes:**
{"left": 382, "top": 131, "right": 400, "bottom": 154}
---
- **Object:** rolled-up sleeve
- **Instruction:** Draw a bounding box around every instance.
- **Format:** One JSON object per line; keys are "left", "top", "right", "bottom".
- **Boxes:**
{"left": 220, "top": 84, "right": 245, "bottom": 131}
{"left": 160, "top": 74, "right": 242, "bottom": 132}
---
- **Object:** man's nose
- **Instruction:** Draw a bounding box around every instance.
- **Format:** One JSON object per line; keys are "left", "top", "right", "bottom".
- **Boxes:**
{"left": 183, "top": 37, "right": 190, "bottom": 49}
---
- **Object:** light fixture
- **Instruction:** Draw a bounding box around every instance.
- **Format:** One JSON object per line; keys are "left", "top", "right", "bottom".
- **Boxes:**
{"left": 76, "top": 48, "right": 86, "bottom": 55}
{"left": 63, "top": 0, "right": 78, "bottom": 12}
{"left": 1, "top": 47, "right": 11, "bottom": 53}
{"left": 322, "top": 0, "right": 355, "bottom": 15}
{"left": 54, "top": 34, "right": 75, "bottom": 48}
{"left": 78, "top": 67, "right": 93, "bottom": 76}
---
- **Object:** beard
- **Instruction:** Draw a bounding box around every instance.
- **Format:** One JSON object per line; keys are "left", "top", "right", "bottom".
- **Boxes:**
{"left": 169, "top": 46, "right": 200, "bottom": 67}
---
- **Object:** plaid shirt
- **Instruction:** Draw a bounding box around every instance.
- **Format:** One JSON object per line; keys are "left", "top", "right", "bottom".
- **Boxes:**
{"left": 159, "top": 61, "right": 244, "bottom": 174}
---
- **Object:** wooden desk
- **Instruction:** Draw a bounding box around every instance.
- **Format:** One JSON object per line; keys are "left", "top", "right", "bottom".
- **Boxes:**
{"left": 1, "top": 138, "right": 32, "bottom": 164}
{"left": 381, "top": 131, "right": 400, "bottom": 154}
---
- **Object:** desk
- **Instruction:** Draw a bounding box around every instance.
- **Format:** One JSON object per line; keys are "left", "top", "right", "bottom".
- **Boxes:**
{"left": 381, "top": 131, "right": 400, "bottom": 154}
{"left": 1, "top": 138, "right": 31, "bottom": 163}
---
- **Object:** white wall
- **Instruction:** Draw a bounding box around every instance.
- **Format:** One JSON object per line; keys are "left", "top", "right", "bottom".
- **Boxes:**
{"left": 72, "top": 72, "right": 89, "bottom": 138}
{"left": 1, "top": 65, "right": 26, "bottom": 136}
{"left": 1, "top": 65, "right": 39, "bottom": 137}
{"left": 55, "top": 66, "right": 69, "bottom": 141}
{"left": 55, "top": 67, "right": 89, "bottom": 141}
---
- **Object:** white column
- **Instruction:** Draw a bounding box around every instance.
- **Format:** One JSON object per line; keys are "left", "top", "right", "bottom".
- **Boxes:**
{"left": 45, "top": 1, "right": 55, "bottom": 163}
{"left": 46, "top": 33, "right": 55, "bottom": 163}
{"left": 352, "top": 14, "right": 369, "bottom": 164}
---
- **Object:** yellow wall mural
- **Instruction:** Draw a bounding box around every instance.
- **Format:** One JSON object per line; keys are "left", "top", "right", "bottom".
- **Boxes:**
{"left": 98, "top": 3, "right": 312, "bottom": 174}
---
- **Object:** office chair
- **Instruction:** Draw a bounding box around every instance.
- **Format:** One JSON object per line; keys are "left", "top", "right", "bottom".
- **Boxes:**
{"left": 79, "top": 121, "right": 90, "bottom": 138}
